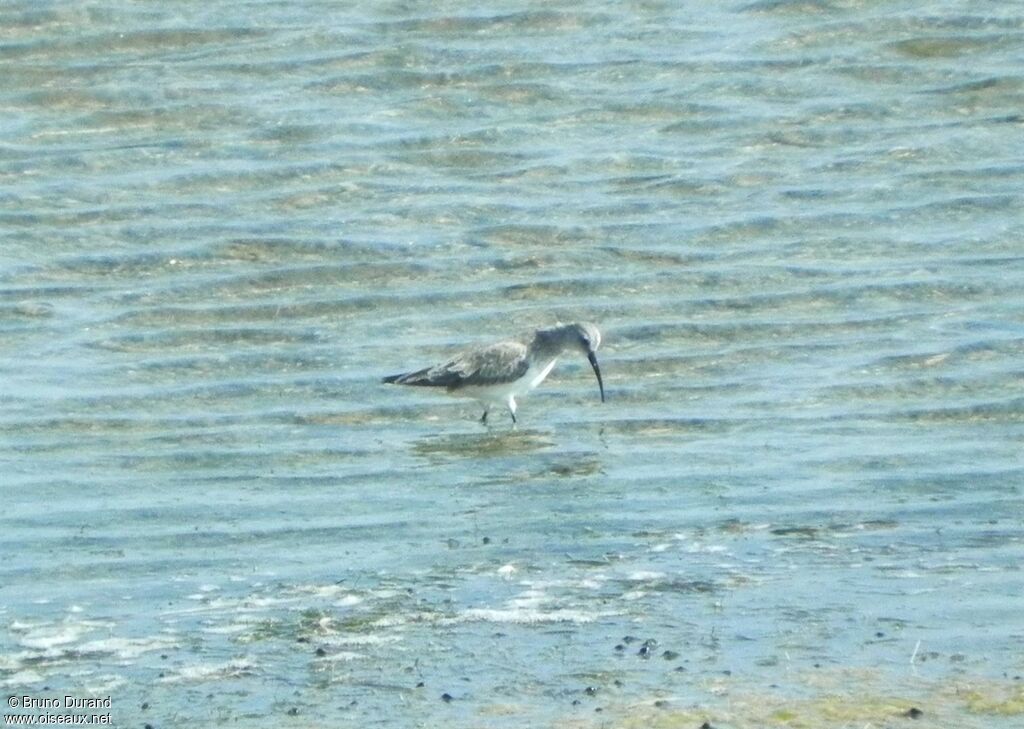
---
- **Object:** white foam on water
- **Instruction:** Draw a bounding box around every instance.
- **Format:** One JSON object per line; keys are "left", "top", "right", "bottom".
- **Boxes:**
{"left": 627, "top": 570, "right": 667, "bottom": 581}
{"left": 460, "top": 607, "right": 601, "bottom": 624}
{"left": 321, "top": 634, "right": 400, "bottom": 647}
{"left": 508, "top": 589, "right": 549, "bottom": 610}
{"left": 316, "top": 650, "right": 364, "bottom": 662}
{"left": 202, "top": 623, "right": 250, "bottom": 635}
{"left": 19, "top": 623, "right": 92, "bottom": 651}
{"left": 158, "top": 656, "right": 257, "bottom": 684}
{"left": 83, "top": 674, "right": 127, "bottom": 693}
{"left": 291, "top": 583, "right": 351, "bottom": 599}
{"left": 0, "top": 669, "right": 45, "bottom": 688}
{"left": 76, "top": 636, "right": 177, "bottom": 660}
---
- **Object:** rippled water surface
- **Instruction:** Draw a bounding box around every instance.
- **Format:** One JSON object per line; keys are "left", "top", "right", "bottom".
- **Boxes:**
{"left": 2, "top": 1, "right": 1023, "bottom": 727}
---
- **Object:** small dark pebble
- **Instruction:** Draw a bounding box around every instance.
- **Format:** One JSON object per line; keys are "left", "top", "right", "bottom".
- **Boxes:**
{"left": 594, "top": 707, "right": 602, "bottom": 713}
{"left": 614, "top": 644, "right": 625, "bottom": 651}
{"left": 160, "top": 654, "right": 168, "bottom": 660}
{"left": 286, "top": 708, "right": 299, "bottom": 716}
{"left": 584, "top": 686, "right": 598, "bottom": 696}
{"left": 415, "top": 681, "right": 424, "bottom": 688}
{"left": 662, "top": 650, "right": 680, "bottom": 660}
{"left": 674, "top": 665, "right": 687, "bottom": 672}
{"left": 145, "top": 724, "right": 154, "bottom": 729}
{"left": 482, "top": 536, "right": 491, "bottom": 544}
{"left": 613, "top": 679, "right": 623, "bottom": 687}
{"left": 905, "top": 707, "right": 923, "bottom": 719}
{"left": 141, "top": 702, "right": 149, "bottom": 710}
{"left": 722, "top": 669, "right": 731, "bottom": 676}
{"left": 654, "top": 700, "right": 669, "bottom": 709}
{"left": 622, "top": 635, "right": 640, "bottom": 644}
{"left": 315, "top": 647, "right": 327, "bottom": 657}
{"left": 700, "top": 722, "right": 715, "bottom": 729}
{"left": 572, "top": 699, "right": 581, "bottom": 706}
{"left": 441, "top": 693, "right": 454, "bottom": 703}
{"left": 296, "top": 636, "right": 309, "bottom": 643}
{"left": 876, "top": 631, "right": 885, "bottom": 638}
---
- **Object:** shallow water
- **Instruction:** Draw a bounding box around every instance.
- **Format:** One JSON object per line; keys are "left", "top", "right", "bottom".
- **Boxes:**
{"left": 1, "top": 1, "right": 1022, "bottom": 727}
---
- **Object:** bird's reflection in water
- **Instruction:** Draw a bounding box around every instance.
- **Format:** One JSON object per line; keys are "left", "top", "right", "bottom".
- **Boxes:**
{"left": 412, "top": 429, "right": 554, "bottom": 461}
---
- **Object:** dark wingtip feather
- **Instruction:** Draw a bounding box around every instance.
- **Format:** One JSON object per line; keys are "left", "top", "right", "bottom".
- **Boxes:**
{"left": 382, "top": 366, "right": 456, "bottom": 388}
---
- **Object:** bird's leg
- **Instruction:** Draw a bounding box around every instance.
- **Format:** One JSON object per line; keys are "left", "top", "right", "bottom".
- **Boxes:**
{"left": 480, "top": 408, "right": 489, "bottom": 424}
{"left": 507, "top": 396, "right": 517, "bottom": 425}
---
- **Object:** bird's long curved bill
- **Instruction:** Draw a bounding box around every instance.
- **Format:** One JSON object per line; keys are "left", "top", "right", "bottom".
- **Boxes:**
{"left": 587, "top": 351, "right": 605, "bottom": 403}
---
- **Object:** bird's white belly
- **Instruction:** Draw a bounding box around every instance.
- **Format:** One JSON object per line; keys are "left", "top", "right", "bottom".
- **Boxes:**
{"left": 461, "top": 358, "right": 558, "bottom": 405}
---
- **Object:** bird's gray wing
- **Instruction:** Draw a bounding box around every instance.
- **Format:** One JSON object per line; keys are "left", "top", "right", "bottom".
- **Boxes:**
{"left": 388, "top": 341, "right": 529, "bottom": 389}
{"left": 449, "top": 341, "right": 530, "bottom": 389}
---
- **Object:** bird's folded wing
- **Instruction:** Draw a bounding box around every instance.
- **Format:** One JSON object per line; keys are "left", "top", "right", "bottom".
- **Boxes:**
{"left": 385, "top": 341, "right": 530, "bottom": 389}
{"left": 448, "top": 341, "right": 530, "bottom": 388}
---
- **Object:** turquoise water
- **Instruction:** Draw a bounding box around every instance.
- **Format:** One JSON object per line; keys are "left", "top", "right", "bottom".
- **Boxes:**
{"left": 2, "top": 1, "right": 1022, "bottom": 727}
